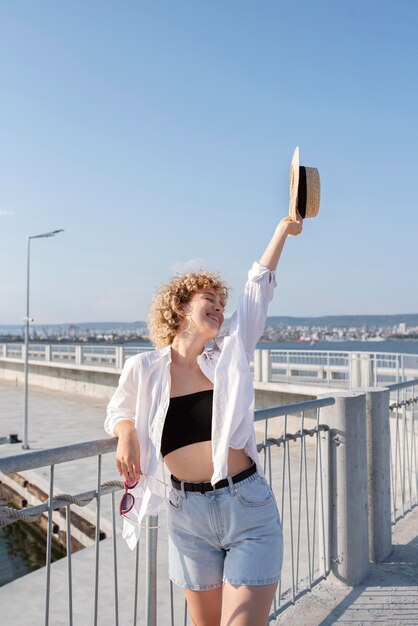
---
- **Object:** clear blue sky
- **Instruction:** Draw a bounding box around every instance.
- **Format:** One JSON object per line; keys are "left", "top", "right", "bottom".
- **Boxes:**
{"left": 1, "top": 1, "right": 417, "bottom": 324}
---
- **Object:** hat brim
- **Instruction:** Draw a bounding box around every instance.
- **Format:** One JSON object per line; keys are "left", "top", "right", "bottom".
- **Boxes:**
{"left": 289, "top": 146, "right": 300, "bottom": 221}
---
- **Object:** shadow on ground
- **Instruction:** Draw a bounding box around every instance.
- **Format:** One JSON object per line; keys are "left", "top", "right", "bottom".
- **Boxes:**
{"left": 317, "top": 531, "right": 418, "bottom": 625}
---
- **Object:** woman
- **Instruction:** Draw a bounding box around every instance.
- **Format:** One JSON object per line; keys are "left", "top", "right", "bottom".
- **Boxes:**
{"left": 105, "top": 212, "right": 302, "bottom": 626}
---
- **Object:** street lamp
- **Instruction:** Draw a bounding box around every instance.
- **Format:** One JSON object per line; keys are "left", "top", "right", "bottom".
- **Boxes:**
{"left": 22, "top": 229, "right": 64, "bottom": 449}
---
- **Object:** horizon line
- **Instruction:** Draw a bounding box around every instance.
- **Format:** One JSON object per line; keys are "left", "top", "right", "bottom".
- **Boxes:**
{"left": 1, "top": 312, "right": 418, "bottom": 327}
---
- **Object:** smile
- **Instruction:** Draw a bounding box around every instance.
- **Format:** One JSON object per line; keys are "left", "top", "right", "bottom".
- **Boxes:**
{"left": 207, "top": 314, "right": 221, "bottom": 325}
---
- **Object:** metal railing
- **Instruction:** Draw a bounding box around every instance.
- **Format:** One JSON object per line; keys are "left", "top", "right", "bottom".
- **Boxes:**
{"left": 0, "top": 343, "right": 147, "bottom": 368}
{"left": 0, "top": 380, "right": 418, "bottom": 626}
{"left": 0, "top": 400, "right": 335, "bottom": 625}
{"left": 2, "top": 343, "right": 417, "bottom": 388}
{"left": 0, "top": 439, "right": 118, "bottom": 625}
{"left": 0, "top": 383, "right": 417, "bottom": 624}
{"left": 254, "top": 398, "right": 333, "bottom": 616}
{"left": 387, "top": 380, "right": 418, "bottom": 523}
{"left": 265, "top": 349, "right": 418, "bottom": 388}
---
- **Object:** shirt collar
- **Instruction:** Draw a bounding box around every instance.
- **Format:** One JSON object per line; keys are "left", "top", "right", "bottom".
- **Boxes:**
{"left": 158, "top": 343, "right": 215, "bottom": 363}
{"left": 155, "top": 345, "right": 172, "bottom": 362}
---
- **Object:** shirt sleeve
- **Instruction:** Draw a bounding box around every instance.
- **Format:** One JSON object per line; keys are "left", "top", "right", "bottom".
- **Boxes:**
{"left": 104, "top": 355, "right": 139, "bottom": 437}
{"left": 227, "top": 261, "right": 277, "bottom": 361}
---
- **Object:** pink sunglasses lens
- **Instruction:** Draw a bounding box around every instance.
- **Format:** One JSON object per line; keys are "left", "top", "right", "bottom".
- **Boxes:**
{"left": 120, "top": 493, "right": 135, "bottom": 515}
{"left": 125, "top": 479, "right": 138, "bottom": 489}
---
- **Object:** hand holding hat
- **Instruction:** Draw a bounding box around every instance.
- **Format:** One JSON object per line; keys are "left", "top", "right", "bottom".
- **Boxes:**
{"left": 289, "top": 147, "right": 320, "bottom": 221}
{"left": 281, "top": 213, "right": 303, "bottom": 236}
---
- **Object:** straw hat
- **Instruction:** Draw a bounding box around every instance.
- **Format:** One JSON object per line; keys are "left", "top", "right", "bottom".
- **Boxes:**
{"left": 289, "top": 147, "right": 320, "bottom": 220}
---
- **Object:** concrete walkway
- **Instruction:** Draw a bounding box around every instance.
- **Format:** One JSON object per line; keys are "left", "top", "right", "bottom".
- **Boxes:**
{"left": 0, "top": 379, "right": 117, "bottom": 533}
{"left": 274, "top": 505, "right": 418, "bottom": 626}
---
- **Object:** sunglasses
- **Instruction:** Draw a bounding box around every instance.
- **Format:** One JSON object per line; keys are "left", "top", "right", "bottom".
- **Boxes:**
{"left": 119, "top": 474, "right": 170, "bottom": 517}
{"left": 119, "top": 478, "right": 138, "bottom": 516}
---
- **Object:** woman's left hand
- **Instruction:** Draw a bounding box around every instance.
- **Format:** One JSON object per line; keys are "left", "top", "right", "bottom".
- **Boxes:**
{"left": 279, "top": 212, "right": 303, "bottom": 237}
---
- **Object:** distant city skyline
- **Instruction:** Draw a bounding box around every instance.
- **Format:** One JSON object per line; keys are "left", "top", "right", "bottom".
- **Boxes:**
{"left": 2, "top": 315, "right": 418, "bottom": 355}
{"left": 1, "top": 312, "right": 418, "bottom": 332}
{"left": 1, "top": 2, "right": 417, "bottom": 324}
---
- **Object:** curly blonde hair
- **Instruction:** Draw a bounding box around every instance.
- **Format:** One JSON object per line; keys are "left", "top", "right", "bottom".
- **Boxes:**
{"left": 148, "top": 271, "right": 229, "bottom": 348}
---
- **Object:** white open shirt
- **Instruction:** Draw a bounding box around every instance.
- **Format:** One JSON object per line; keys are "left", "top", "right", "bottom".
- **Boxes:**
{"left": 105, "top": 261, "right": 277, "bottom": 549}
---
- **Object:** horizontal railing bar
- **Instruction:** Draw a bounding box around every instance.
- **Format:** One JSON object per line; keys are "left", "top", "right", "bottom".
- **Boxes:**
{"left": 254, "top": 397, "right": 335, "bottom": 422}
{"left": 2, "top": 419, "right": 331, "bottom": 525}
{"left": 387, "top": 378, "right": 418, "bottom": 391}
{"left": 0, "top": 438, "right": 117, "bottom": 474}
{"left": 1, "top": 401, "right": 336, "bottom": 474}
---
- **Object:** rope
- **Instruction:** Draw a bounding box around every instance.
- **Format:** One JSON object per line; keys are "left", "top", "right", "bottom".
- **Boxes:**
{"left": 257, "top": 424, "right": 330, "bottom": 451}
{"left": 0, "top": 485, "right": 9, "bottom": 501}
{"left": 389, "top": 396, "right": 418, "bottom": 411}
{"left": 0, "top": 479, "right": 124, "bottom": 528}
{"left": 1, "top": 422, "right": 331, "bottom": 527}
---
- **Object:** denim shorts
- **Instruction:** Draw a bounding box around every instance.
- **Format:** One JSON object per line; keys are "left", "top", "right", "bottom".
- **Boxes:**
{"left": 167, "top": 471, "right": 283, "bottom": 590}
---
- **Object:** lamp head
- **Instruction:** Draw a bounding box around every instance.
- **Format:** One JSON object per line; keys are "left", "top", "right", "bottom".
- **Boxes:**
{"left": 30, "top": 229, "right": 64, "bottom": 240}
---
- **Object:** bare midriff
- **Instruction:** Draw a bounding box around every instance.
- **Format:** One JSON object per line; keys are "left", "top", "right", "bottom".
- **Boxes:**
{"left": 164, "top": 442, "right": 252, "bottom": 482}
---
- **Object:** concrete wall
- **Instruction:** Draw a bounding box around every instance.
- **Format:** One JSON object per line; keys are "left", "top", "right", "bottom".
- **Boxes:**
{"left": 255, "top": 388, "right": 315, "bottom": 409}
{"left": 254, "top": 388, "right": 318, "bottom": 435}
{"left": 1, "top": 358, "right": 323, "bottom": 404}
{"left": 0, "top": 359, "right": 323, "bottom": 440}
{"left": 0, "top": 359, "right": 119, "bottom": 401}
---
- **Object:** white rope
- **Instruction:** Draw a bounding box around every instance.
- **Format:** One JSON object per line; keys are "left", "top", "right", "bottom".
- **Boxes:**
{"left": 0, "top": 479, "right": 124, "bottom": 528}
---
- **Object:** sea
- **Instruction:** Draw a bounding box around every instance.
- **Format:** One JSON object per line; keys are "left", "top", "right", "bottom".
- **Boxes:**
{"left": 0, "top": 518, "right": 65, "bottom": 587}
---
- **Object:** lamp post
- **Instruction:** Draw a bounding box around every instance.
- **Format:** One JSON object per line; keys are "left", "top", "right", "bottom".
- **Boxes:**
{"left": 22, "top": 229, "right": 64, "bottom": 450}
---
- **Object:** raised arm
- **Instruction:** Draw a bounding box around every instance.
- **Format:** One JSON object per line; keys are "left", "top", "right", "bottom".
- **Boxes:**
{"left": 227, "top": 212, "right": 303, "bottom": 360}
{"left": 258, "top": 213, "right": 303, "bottom": 271}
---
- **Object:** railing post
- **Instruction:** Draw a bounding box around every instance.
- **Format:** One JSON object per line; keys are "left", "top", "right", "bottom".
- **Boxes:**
{"left": 145, "top": 515, "right": 158, "bottom": 626}
{"left": 349, "top": 353, "right": 361, "bottom": 389}
{"left": 115, "top": 346, "right": 124, "bottom": 370}
{"left": 319, "top": 426, "right": 331, "bottom": 577}
{"left": 261, "top": 349, "right": 271, "bottom": 383}
{"left": 326, "top": 351, "right": 331, "bottom": 385}
{"left": 320, "top": 391, "right": 369, "bottom": 586}
{"left": 360, "top": 353, "right": 373, "bottom": 388}
{"left": 365, "top": 386, "right": 392, "bottom": 562}
{"left": 45, "top": 344, "right": 51, "bottom": 362}
{"left": 75, "top": 345, "right": 82, "bottom": 366}
{"left": 253, "top": 349, "right": 261, "bottom": 382}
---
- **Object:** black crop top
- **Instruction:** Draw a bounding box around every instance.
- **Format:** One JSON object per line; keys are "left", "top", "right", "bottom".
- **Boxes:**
{"left": 161, "top": 389, "right": 213, "bottom": 457}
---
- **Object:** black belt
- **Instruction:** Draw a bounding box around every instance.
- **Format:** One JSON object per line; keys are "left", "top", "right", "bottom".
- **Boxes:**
{"left": 171, "top": 462, "right": 256, "bottom": 493}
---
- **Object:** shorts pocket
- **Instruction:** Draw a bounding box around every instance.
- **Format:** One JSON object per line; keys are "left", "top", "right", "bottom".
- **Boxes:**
{"left": 236, "top": 476, "right": 274, "bottom": 508}
{"left": 168, "top": 488, "right": 183, "bottom": 511}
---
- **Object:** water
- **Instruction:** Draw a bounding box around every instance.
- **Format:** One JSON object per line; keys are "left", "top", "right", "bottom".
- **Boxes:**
{"left": 0, "top": 513, "right": 66, "bottom": 587}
